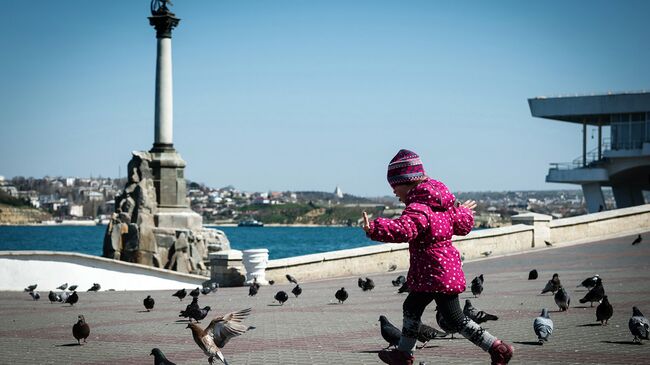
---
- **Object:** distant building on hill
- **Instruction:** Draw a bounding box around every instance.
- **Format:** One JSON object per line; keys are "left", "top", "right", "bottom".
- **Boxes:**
{"left": 334, "top": 186, "right": 344, "bottom": 199}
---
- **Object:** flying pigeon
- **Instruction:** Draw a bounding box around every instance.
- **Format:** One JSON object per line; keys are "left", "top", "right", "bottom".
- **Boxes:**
{"left": 528, "top": 269, "right": 538, "bottom": 280}
{"left": 541, "top": 273, "right": 561, "bottom": 295}
{"left": 48, "top": 291, "right": 60, "bottom": 304}
{"left": 29, "top": 291, "right": 40, "bottom": 301}
{"left": 173, "top": 288, "right": 187, "bottom": 301}
{"left": 392, "top": 275, "right": 406, "bottom": 287}
{"left": 579, "top": 281, "right": 605, "bottom": 307}
{"left": 533, "top": 308, "right": 553, "bottom": 344}
{"left": 189, "top": 287, "right": 201, "bottom": 298}
{"left": 72, "top": 315, "right": 90, "bottom": 345}
{"left": 335, "top": 287, "right": 348, "bottom": 303}
{"left": 151, "top": 348, "right": 177, "bottom": 365}
{"left": 286, "top": 274, "right": 298, "bottom": 284}
{"left": 463, "top": 299, "right": 499, "bottom": 323}
{"left": 632, "top": 234, "right": 642, "bottom": 245}
{"left": 291, "top": 284, "right": 302, "bottom": 298}
{"left": 57, "top": 283, "right": 68, "bottom": 291}
{"left": 143, "top": 295, "right": 155, "bottom": 311}
{"left": 68, "top": 285, "right": 78, "bottom": 291}
{"left": 471, "top": 274, "right": 484, "bottom": 297}
{"left": 24, "top": 284, "right": 37, "bottom": 292}
{"left": 436, "top": 309, "right": 457, "bottom": 339}
{"left": 629, "top": 307, "right": 650, "bottom": 343}
{"left": 274, "top": 290, "right": 289, "bottom": 305}
{"left": 378, "top": 315, "right": 401, "bottom": 349}
{"left": 187, "top": 308, "right": 254, "bottom": 365}
{"left": 65, "top": 291, "right": 79, "bottom": 306}
{"left": 388, "top": 264, "right": 397, "bottom": 272}
{"left": 87, "top": 283, "right": 101, "bottom": 292}
{"left": 416, "top": 323, "right": 448, "bottom": 348}
{"left": 596, "top": 295, "right": 613, "bottom": 325}
{"left": 554, "top": 286, "right": 570, "bottom": 311}
{"left": 577, "top": 275, "right": 601, "bottom": 289}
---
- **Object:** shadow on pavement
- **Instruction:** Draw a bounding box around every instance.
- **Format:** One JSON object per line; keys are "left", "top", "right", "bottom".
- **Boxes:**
{"left": 513, "top": 341, "right": 543, "bottom": 346}
{"left": 577, "top": 323, "right": 602, "bottom": 327}
{"left": 601, "top": 340, "right": 642, "bottom": 345}
{"left": 55, "top": 343, "right": 81, "bottom": 347}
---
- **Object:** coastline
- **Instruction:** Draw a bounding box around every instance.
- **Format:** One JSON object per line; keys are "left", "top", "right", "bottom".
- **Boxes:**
{"left": 204, "top": 223, "right": 351, "bottom": 228}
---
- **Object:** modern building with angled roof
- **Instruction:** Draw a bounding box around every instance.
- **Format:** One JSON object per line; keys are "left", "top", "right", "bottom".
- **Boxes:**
{"left": 528, "top": 91, "right": 650, "bottom": 213}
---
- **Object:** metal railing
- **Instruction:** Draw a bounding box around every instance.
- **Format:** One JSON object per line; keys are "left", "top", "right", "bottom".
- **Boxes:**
{"left": 549, "top": 139, "right": 611, "bottom": 171}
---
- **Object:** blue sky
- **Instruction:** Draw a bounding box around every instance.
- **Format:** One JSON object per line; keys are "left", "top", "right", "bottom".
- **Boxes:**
{"left": 1, "top": 0, "right": 649, "bottom": 196}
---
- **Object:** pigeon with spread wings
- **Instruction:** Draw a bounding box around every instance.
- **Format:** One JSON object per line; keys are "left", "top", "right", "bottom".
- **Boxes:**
{"left": 187, "top": 308, "right": 254, "bottom": 365}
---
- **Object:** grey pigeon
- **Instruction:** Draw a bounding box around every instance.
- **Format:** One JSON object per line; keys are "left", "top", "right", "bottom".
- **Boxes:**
{"left": 189, "top": 306, "right": 211, "bottom": 323}
{"left": 200, "top": 287, "right": 212, "bottom": 295}
{"left": 577, "top": 275, "right": 601, "bottom": 289}
{"left": 172, "top": 288, "right": 187, "bottom": 301}
{"left": 528, "top": 269, "right": 538, "bottom": 280}
{"left": 189, "top": 287, "right": 200, "bottom": 298}
{"left": 436, "top": 309, "right": 457, "bottom": 339}
{"left": 416, "top": 323, "right": 448, "bottom": 348}
{"left": 388, "top": 264, "right": 397, "bottom": 272}
{"left": 579, "top": 282, "right": 605, "bottom": 307}
{"left": 274, "top": 290, "right": 289, "bottom": 305}
{"left": 378, "top": 315, "right": 401, "bottom": 349}
{"left": 58, "top": 290, "right": 69, "bottom": 303}
{"left": 143, "top": 295, "right": 155, "bottom": 311}
{"left": 554, "top": 286, "right": 570, "bottom": 311}
{"left": 481, "top": 251, "right": 492, "bottom": 257}
{"left": 335, "top": 287, "right": 348, "bottom": 303}
{"left": 68, "top": 285, "right": 78, "bottom": 291}
{"left": 632, "top": 234, "right": 642, "bottom": 245}
{"left": 358, "top": 277, "right": 375, "bottom": 291}
{"left": 151, "top": 348, "right": 177, "bottom": 365}
{"left": 463, "top": 299, "right": 498, "bottom": 323}
{"left": 629, "top": 307, "right": 650, "bottom": 343}
{"left": 533, "top": 308, "right": 553, "bottom": 344}
{"left": 29, "top": 291, "right": 40, "bottom": 300}
{"left": 291, "top": 284, "right": 302, "bottom": 298}
{"left": 596, "top": 295, "right": 613, "bottom": 325}
{"left": 57, "top": 283, "right": 68, "bottom": 290}
{"left": 541, "top": 273, "right": 561, "bottom": 295}
{"left": 87, "top": 283, "right": 101, "bottom": 292}
{"left": 48, "top": 291, "right": 60, "bottom": 303}
{"left": 286, "top": 274, "right": 298, "bottom": 284}
{"left": 392, "top": 275, "right": 406, "bottom": 287}
{"left": 471, "top": 274, "right": 484, "bottom": 297}
{"left": 24, "top": 284, "right": 37, "bottom": 292}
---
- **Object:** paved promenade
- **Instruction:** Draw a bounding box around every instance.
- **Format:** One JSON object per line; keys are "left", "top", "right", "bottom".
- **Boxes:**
{"left": 1, "top": 231, "right": 649, "bottom": 365}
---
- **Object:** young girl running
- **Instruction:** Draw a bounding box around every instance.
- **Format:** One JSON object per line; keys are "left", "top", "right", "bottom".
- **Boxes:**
{"left": 363, "top": 149, "right": 513, "bottom": 365}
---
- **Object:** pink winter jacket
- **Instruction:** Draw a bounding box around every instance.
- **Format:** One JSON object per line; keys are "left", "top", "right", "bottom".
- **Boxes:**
{"left": 366, "top": 178, "right": 473, "bottom": 294}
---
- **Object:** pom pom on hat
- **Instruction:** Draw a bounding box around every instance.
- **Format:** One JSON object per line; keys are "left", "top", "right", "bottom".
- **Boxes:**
{"left": 387, "top": 149, "right": 426, "bottom": 187}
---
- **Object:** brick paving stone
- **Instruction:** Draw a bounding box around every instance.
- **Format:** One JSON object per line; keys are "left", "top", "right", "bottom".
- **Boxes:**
{"left": 1, "top": 231, "right": 649, "bottom": 364}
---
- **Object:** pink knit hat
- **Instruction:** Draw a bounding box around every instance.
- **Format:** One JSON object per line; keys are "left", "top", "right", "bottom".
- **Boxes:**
{"left": 387, "top": 149, "right": 426, "bottom": 187}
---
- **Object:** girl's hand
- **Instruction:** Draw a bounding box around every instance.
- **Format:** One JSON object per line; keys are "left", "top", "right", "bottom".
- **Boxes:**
{"left": 461, "top": 200, "right": 477, "bottom": 212}
{"left": 362, "top": 211, "right": 370, "bottom": 232}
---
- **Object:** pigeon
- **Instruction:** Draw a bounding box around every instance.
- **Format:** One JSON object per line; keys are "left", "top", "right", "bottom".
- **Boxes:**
{"left": 541, "top": 273, "right": 561, "bottom": 295}
{"left": 68, "top": 285, "right": 78, "bottom": 291}
{"left": 544, "top": 240, "right": 553, "bottom": 247}
{"left": 274, "top": 290, "right": 289, "bottom": 305}
{"left": 378, "top": 315, "right": 401, "bottom": 349}
{"left": 57, "top": 283, "right": 68, "bottom": 291}
{"left": 87, "top": 283, "right": 101, "bottom": 292}
{"left": 48, "top": 291, "right": 60, "bottom": 304}
{"left": 335, "top": 287, "right": 348, "bottom": 303}
{"left": 388, "top": 264, "right": 397, "bottom": 272}
{"left": 435, "top": 309, "right": 457, "bottom": 339}
{"left": 58, "top": 290, "right": 69, "bottom": 303}
{"left": 629, "top": 307, "right": 650, "bottom": 343}
{"left": 528, "top": 269, "right": 538, "bottom": 280}
{"left": 65, "top": 291, "right": 79, "bottom": 306}
{"left": 360, "top": 277, "right": 375, "bottom": 291}
{"left": 577, "top": 275, "right": 601, "bottom": 289}
{"left": 397, "top": 282, "right": 410, "bottom": 294}
{"left": 579, "top": 281, "right": 605, "bottom": 307}
{"left": 29, "top": 291, "right": 40, "bottom": 301}
{"left": 286, "top": 274, "right": 298, "bottom": 284}
{"left": 189, "top": 287, "right": 201, "bottom": 298}
{"left": 596, "top": 295, "right": 613, "bottom": 325}
{"left": 392, "top": 275, "right": 406, "bottom": 287}
{"left": 24, "top": 284, "right": 37, "bottom": 292}
{"left": 291, "top": 285, "right": 302, "bottom": 298}
{"left": 180, "top": 297, "right": 200, "bottom": 320}
{"left": 187, "top": 307, "right": 253, "bottom": 365}
{"left": 416, "top": 323, "right": 448, "bottom": 348}
{"left": 173, "top": 288, "right": 187, "bottom": 301}
{"left": 481, "top": 251, "right": 492, "bottom": 257}
{"left": 201, "top": 287, "right": 212, "bottom": 295}
{"left": 190, "top": 306, "right": 212, "bottom": 323}
{"left": 471, "top": 274, "right": 484, "bottom": 297}
{"left": 268, "top": 280, "right": 275, "bottom": 285}
{"left": 631, "top": 234, "right": 642, "bottom": 245}
{"left": 533, "top": 308, "right": 553, "bottom": 344}
{"left": 463, "top": 299, "right": 499, "bottom": 323}
{"left": 151, "top": 348, "right": 177, "bottom": 365}
{"left": 143, "top": 295, "right": 155, "bottom": 311}
{"left": 248, "top": 283, "right": 259, "bottom": 297}
{"left": 554, "top": 286, "right": 570, "bottom": 311}
{"left": 72, "top": 315, "right": 90, "bottom": 345}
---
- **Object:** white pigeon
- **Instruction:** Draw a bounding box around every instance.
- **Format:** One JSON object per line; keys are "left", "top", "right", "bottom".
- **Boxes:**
{"left": 533, "top": 308, "right": 553, "bottom": 344}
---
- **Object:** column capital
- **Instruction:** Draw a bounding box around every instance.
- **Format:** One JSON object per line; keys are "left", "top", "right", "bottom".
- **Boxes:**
{"left": 148, "top": 0, "right": 180, "bottom": 39}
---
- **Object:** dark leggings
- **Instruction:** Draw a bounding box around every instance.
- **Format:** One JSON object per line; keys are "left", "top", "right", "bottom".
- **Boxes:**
{"left": 402, "top": 291, "right": 465, "bottom": 337}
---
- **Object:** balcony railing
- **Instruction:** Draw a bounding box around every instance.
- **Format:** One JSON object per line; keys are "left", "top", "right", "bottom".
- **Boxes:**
{"left": 549, "top": 139, "right": 610, "bottom": 171}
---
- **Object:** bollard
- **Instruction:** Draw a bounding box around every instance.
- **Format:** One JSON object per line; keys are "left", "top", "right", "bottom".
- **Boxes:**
{"left": 242, "top": 248, "right": 269, "bottom": 285}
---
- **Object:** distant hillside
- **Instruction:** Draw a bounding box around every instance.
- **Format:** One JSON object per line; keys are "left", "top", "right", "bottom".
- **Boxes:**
{"left": 0, "top": 203, "right": 52, "bottom": 225}
{"left": 294, "top": 191, "right": 375, "bottom": 204}
{"left": 235, "top": 203, "right": 385, "bottom": 226}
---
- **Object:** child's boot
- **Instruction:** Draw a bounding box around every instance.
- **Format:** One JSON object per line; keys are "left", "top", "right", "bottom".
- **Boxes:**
{"left": 378, "top": 349, "right": 415, "bottom": 365}
{"left": 489, "top": 339, "right": 514, "bottom": 365}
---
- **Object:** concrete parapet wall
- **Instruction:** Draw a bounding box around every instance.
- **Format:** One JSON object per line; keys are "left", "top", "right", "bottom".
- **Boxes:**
{"left": 549, "top": 204, "right": 650, "bottom": 244}
{"left": 0, "top": 251, "right": 209, "bottom": 291}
